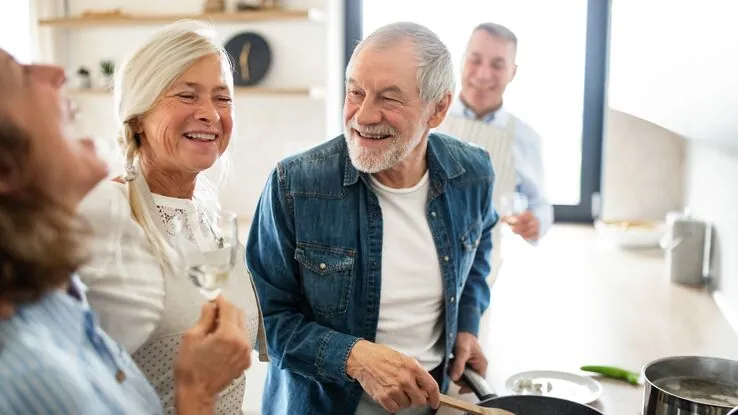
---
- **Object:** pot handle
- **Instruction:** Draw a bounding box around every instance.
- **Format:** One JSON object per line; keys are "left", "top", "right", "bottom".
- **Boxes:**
{"left": 460, "top": 368, "right": 497, "bottom": 401}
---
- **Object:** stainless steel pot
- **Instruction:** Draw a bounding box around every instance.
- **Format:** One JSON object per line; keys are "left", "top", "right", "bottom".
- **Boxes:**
{"left": 643, "top": 356, "right": 738, "bottom": 415}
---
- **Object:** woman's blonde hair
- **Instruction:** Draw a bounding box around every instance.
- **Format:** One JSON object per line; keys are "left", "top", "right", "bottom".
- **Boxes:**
{"left": 114, "top": 20, "right": 233, "bottom": 273}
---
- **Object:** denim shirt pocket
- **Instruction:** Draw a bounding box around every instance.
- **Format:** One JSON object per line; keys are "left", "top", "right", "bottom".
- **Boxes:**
{"left": 459, "top": 219, "right": 482, "bottom": 283}
{"left": 295, "top": 243, "right": 356, "bottom": 318}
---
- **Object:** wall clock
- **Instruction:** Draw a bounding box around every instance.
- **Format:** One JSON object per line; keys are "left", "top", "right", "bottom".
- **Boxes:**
{"left": 224, "top": 32, "right": 272, "bottom": 86}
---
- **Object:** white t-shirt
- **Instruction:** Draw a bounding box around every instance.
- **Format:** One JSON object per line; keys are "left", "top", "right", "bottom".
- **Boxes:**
{"left": 355, "top": 171, "right": 445, "bottom": 415}
{"left": 369, "top": 171, "right": 445, "bottom": 370}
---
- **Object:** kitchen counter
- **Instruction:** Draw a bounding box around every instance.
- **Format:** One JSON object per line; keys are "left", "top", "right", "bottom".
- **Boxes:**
{"left": 442, "top": 224, "right": 738, "bottom": 414}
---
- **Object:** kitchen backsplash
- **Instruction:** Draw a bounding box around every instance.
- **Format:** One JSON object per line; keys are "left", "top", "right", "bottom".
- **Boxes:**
{"left": 600, "top": 109, "right": 686, "bottom": 221}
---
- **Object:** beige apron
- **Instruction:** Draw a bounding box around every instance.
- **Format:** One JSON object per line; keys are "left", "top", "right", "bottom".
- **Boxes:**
{"left": 129, "top": 163, "right": 269, "bottom": 414}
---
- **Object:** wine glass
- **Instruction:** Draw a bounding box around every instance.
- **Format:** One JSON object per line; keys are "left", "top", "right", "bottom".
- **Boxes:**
{"left": 500, "top": 191, "right": 529, "bottom": 220}
{"left": 171, "top": 209, "right": 239, "bottom": 300}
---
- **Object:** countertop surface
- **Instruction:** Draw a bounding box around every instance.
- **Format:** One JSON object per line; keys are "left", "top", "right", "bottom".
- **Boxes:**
{"left": 441, "top": 224, "right": 738, "bottom": 414}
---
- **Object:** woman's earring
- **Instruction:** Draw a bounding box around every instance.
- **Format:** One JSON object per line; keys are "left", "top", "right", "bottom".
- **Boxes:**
{"left": 123, "top": 161, "right": 137, "bottom": 182}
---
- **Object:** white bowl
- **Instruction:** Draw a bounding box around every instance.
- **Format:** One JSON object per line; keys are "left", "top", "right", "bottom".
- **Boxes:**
{"left": 595, "top": 219, "right": 666, "bottom": 248}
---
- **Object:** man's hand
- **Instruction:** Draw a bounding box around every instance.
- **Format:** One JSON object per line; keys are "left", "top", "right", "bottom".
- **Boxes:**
{"left": 346, "top": 340, "right": 440, "bottom": 413}
{"left": 504, "top": 210, "right": 540, "bottom": 241}
{"left": 174, "top": 296, "right": 252, "bottom": 414}
{"left": 449, "top": 332, "right": 488, "bottom": 394}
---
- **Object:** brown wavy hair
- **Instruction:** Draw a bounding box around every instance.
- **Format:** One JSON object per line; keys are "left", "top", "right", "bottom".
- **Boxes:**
{"left": 0, "top": 115, "right": 90, "bottom": 304}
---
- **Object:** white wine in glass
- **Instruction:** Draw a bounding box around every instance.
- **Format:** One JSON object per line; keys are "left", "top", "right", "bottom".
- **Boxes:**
{"left": 172, "top": 209, "right": 239, "bottom": 300}
{"left": 187, "top": 259, "right": 232, "bottom": 301}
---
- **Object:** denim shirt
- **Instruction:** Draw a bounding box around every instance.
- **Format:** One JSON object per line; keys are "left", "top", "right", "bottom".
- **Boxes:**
{"left": 246, "top": 132, "right": 498, "bottom": 415}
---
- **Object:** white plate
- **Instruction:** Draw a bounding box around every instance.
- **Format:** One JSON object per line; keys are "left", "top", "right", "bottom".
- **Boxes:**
{"left": 504, "top": 370, "right": 603, "bottom": 404}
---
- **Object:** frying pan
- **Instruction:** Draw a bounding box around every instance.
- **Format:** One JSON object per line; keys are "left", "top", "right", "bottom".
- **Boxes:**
{"left": 460, "top": 368, "right": 604, "bottom": 415}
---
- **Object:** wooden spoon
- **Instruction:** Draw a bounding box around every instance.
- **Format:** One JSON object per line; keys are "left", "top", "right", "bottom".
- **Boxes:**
{"left": 439, "top": 394, "right": 516, "bottom": 415}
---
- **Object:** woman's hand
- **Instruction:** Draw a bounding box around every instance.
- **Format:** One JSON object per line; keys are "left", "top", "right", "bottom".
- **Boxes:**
{"left": 174, "top": 296, "right": 252, "bottom": 414}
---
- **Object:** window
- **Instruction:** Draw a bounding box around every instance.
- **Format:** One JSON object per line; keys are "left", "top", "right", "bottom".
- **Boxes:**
{"left": 344, "top": 0, "right": 608, "bottom": 222}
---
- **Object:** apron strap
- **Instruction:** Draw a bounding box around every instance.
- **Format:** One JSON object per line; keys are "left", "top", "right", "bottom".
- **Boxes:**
{"left": 503, "top": 113, "right": 517, "bottom": 136}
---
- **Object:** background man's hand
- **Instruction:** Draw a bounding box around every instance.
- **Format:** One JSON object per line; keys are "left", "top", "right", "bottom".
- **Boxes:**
{"left": 505, "top": 210, "right": 540, "bottom": 241}
{"left": 346, "top": 340, "right": 440, "bottom": 413}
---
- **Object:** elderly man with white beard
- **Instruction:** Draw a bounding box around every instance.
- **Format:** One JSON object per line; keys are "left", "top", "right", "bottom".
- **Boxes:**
{"left": 247, "top": 22, "right": 499, "bottom": 415}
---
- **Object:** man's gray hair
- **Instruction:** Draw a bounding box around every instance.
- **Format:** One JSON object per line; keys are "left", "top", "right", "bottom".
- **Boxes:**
{"left": 347, "top": 22, "right": 455, "bottom": 104}
{"left": 472, "top": 22, "right": 518, "bottom": 51}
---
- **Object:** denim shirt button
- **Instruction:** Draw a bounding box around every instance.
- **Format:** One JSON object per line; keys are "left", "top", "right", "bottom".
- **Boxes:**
{"left": 443, "top": 256, "right": 449, "bottom": 262}
{"left": 450, "top": 296, "right": 455, "bottom": 303}
{"left": 319, "top": 263, "right": 327, "bottom": 270}
{"left": 431, "top": 211, "right": 437, "bottom": 217}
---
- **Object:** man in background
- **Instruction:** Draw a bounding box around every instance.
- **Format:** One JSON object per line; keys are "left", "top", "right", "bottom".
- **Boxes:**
{"left": 452, "top": 22, "right": 553, "bottom": 243}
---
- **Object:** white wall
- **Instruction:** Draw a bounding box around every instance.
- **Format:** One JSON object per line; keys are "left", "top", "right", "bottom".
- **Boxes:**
{"left": 32, "top": 1, "right": 344, "bottom": 412}
{"left": 0, "top": 1, "right": 33, "bottom": 63}
{"left": 600, "top": 109, "right": 685, "bottom": 221}
{"left": 684, "top": 143, "right": 738, "bottom": 333}
{"left": 608, "top": 0, "right": 738, "bottom": 147}
{"left": 35, "top": 0, "right": 343, "bottom": 221}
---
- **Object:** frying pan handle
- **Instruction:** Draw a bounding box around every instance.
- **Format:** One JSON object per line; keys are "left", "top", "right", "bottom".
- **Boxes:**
{"left": 460, "top": 368, "right": 497, "bottom": 401}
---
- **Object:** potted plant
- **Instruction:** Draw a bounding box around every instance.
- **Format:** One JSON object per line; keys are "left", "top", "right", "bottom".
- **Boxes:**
{"left": 76, "top": 66, "right": 91, "bottom": 89}
{"left": 99, "top": 59, "right": 115, "bottom": 88}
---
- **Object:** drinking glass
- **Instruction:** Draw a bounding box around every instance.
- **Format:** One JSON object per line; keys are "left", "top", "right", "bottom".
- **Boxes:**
{"left": 500, "top": 191, "right": 529, "bottom": 218}
{"left": 171, "top": 209, "right": 239, "bottom": 300}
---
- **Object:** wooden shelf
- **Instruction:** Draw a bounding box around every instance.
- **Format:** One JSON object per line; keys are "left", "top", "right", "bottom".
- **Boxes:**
{"left": 38, "top": 9, "right": 324, "bottom": 27}
{"left": 66, "top": 86, "right": 325, "bottom": 98}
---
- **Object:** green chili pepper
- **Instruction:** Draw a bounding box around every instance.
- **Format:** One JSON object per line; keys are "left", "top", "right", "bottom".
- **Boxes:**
{"left": 580, "top": 365, "right": 642, "bottom": 385}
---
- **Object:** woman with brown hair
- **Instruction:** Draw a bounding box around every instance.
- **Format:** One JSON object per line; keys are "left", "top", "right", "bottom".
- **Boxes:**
{"left": 0, "top": 48, "right": 253, "bottom": 415}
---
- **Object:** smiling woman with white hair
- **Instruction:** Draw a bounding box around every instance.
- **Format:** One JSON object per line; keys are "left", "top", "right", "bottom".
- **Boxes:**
{"left": 77, "top": 20, "right": 268, "bottom": 414}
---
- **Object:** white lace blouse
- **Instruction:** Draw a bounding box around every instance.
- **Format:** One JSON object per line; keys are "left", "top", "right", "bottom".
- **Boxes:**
{"left": 77, "top": 180, "right": 267, "bottom": 414}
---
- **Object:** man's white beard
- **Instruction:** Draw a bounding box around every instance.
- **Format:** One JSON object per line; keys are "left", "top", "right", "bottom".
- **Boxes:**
{"left": 344, "top": 117, "right": 425, "bottom": 174}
